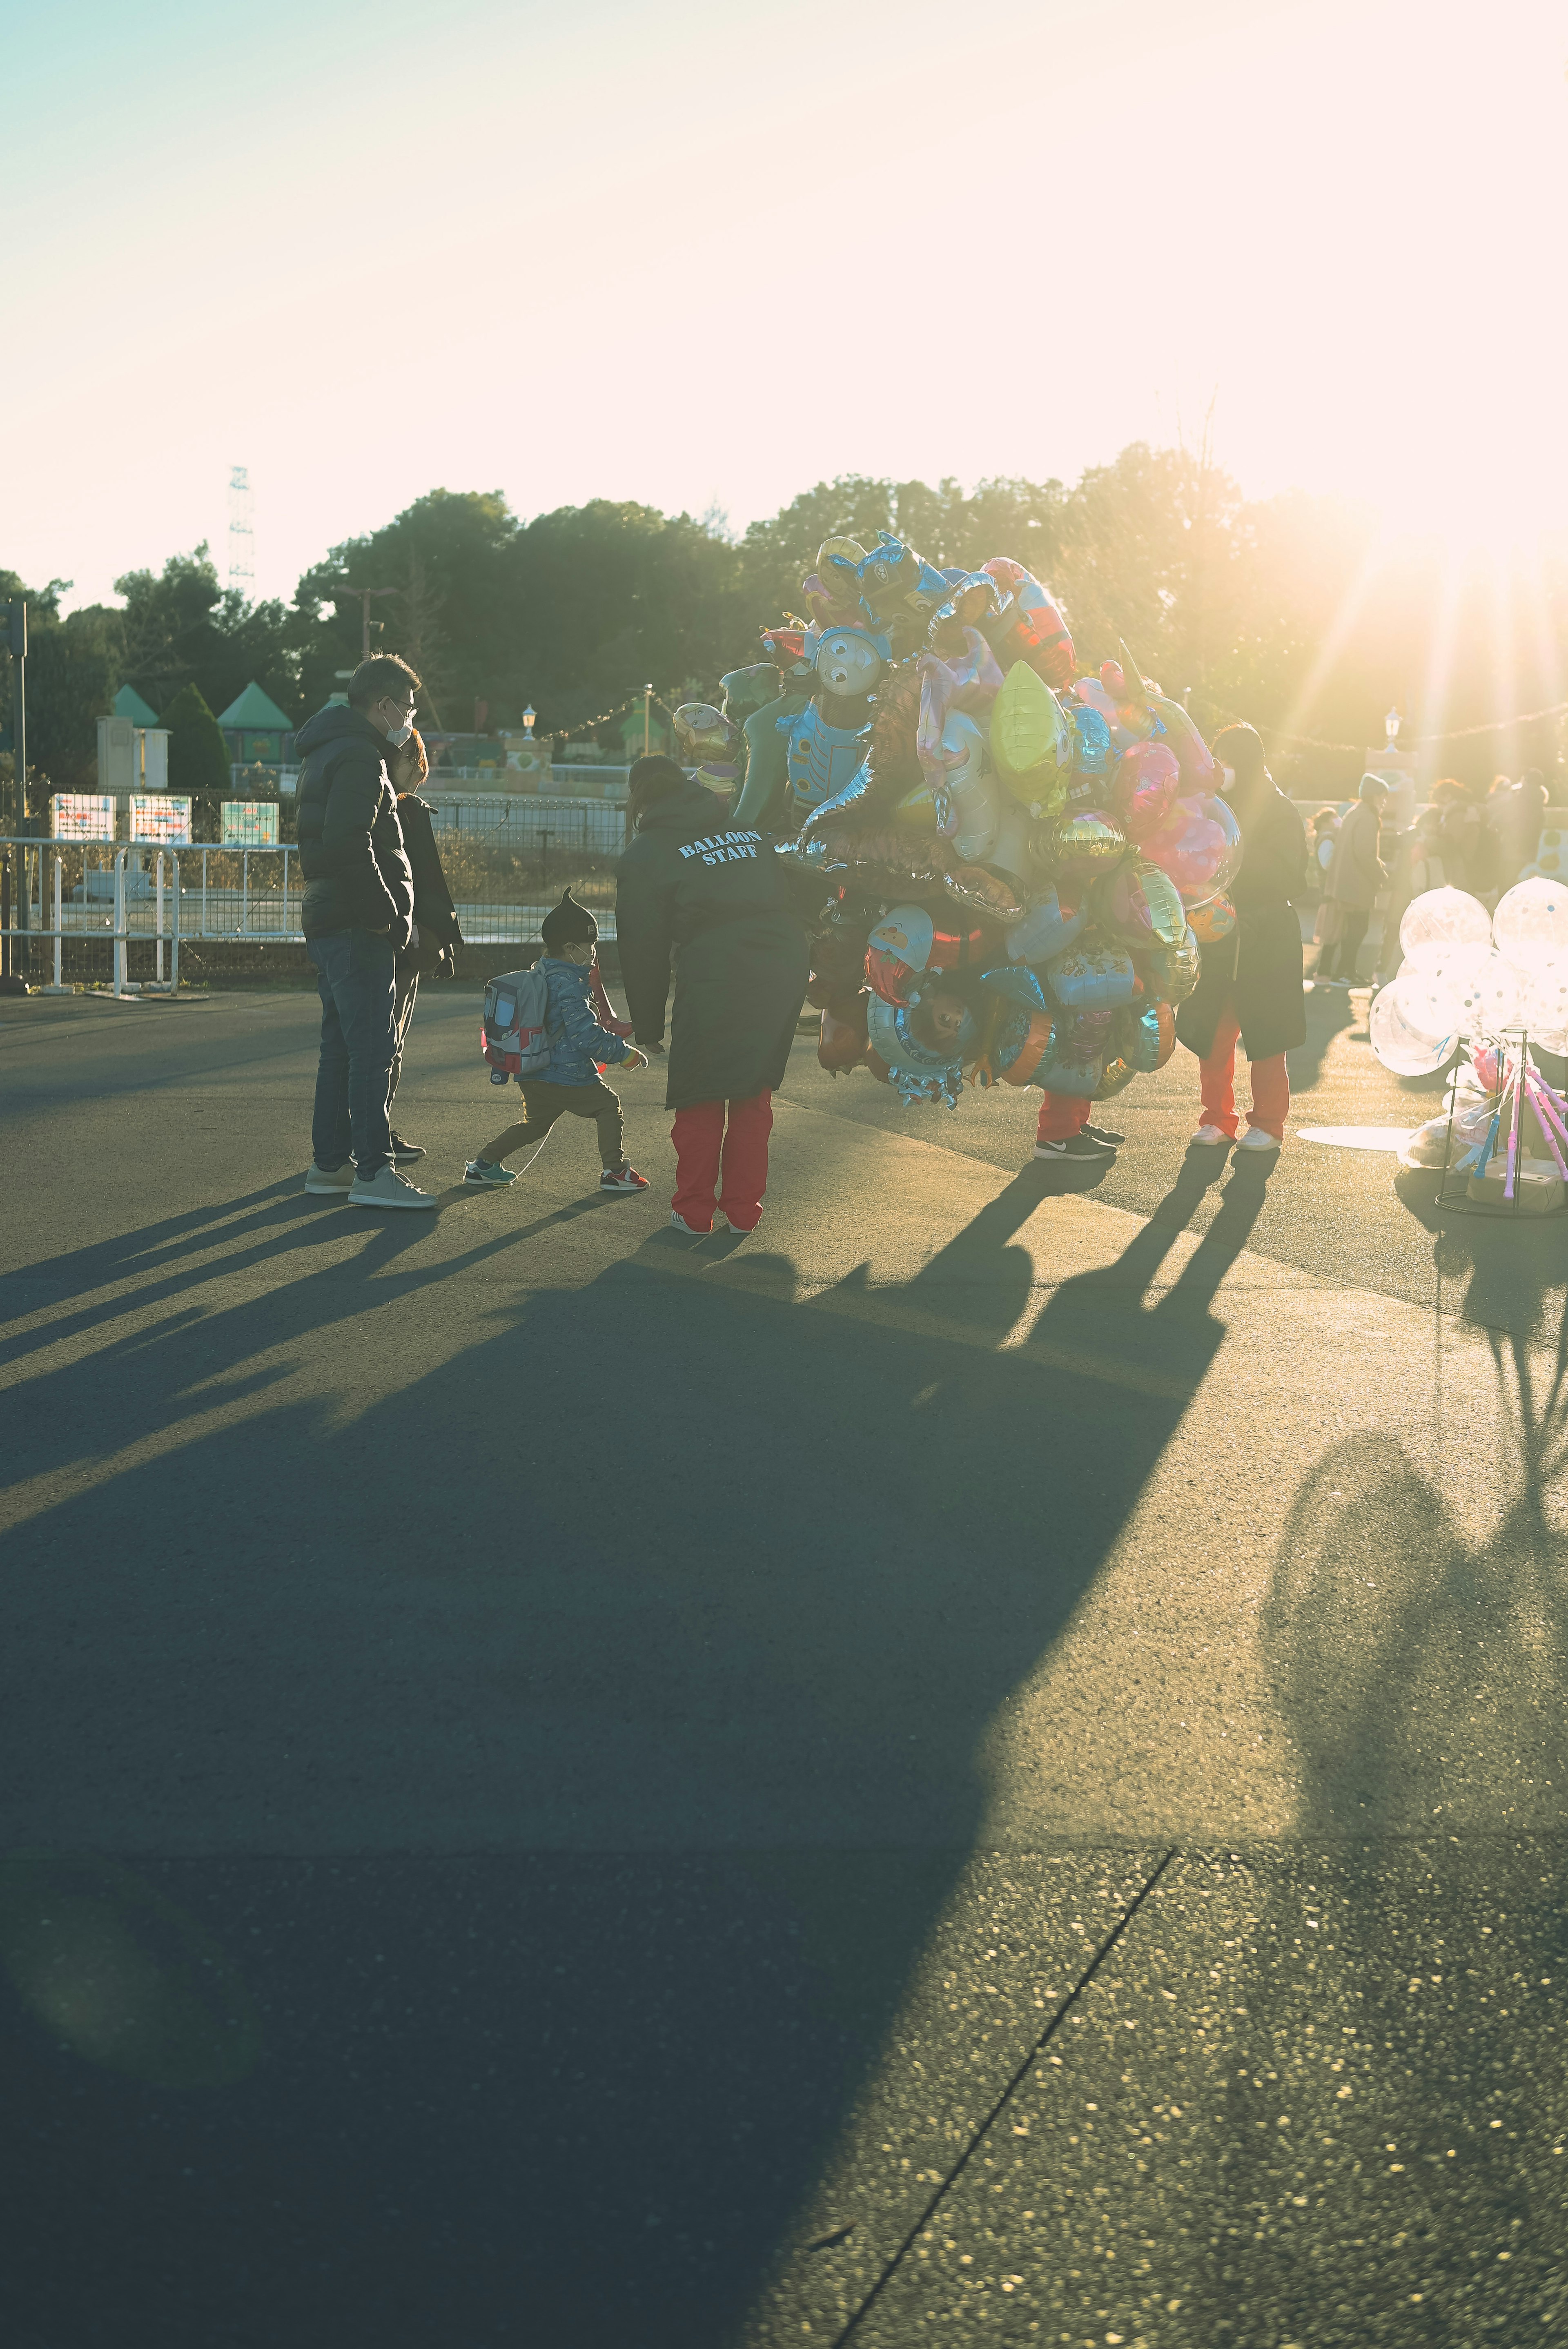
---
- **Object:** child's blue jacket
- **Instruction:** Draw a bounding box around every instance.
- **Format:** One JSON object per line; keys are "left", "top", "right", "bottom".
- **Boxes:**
{"left": 533, "top": 955, "right": 633, "bottom": 1086}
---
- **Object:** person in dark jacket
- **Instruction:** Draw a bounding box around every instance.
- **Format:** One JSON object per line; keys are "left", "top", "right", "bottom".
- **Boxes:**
{"left": 616, "top": 754, "right": 810, "bottom": 1234}
{"left": 1317, "top": 774, "right": 1388, "bottom": 985}
{"left": 295, "top": 653, "right": 432, "bottom": 1211}
{"left": 383, "top": 726, "right": 464, "bottom": 1163}
{"left": 1177, "top": 722, "right": 1307, "bottom": 1156}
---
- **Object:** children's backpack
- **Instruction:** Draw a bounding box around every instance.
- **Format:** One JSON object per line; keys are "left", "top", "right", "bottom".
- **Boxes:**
{"left": 481, "top": 965, "right": 552, "bottom": 1081}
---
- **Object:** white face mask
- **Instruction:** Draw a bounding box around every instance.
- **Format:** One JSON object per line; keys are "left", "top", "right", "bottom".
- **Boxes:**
{"left": 383, "top": 704, "right": 416, "bottom": 747}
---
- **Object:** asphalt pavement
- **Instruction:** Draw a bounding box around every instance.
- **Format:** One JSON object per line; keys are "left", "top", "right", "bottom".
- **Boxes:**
{"left": 2, "top": 978, "right": 1566, "bottom": 2348}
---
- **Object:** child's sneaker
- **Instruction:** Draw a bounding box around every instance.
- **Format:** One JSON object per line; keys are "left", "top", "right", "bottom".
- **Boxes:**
{"left": 670, "top": 1210, "right": 712, "bottom": 1233}
{"left": 464, "top": 1158, "right": 517, "bottom": 1186}
{"left": 600, "top": 1161, "right": 650, "bottom": 1193}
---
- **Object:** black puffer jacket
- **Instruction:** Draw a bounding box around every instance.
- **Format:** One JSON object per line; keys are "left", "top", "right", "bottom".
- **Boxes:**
{"left": 616, "top": 784, "right": 810, "bottom": 1109}
{"left": 1177, "top": 782, "right": 1308, "bottom": 1063}
{"left": 295, "top": 704, "right": 414, "bottom": 945}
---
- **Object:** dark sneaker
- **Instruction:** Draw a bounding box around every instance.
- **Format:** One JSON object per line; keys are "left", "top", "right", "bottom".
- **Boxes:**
{"left": 601, "top": 1162, "right": 651, "bottom": 1194}
{"left": 1034, "top": 1130, "right": 1117, "bottom": 1162}
{"left": 1082, "top": 1122, "right": 1125, "bottom": 1147}
{"left": 464, "top": 1158, "right": 517, "bottom": 1186}
{"left": 389, "top": 1130, "right": 425, "bottom": 1163}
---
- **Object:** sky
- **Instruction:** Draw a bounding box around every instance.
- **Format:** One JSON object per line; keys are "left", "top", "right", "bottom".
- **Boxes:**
{"left": 4, "top": 0, "right": 1565, "bottom": 615}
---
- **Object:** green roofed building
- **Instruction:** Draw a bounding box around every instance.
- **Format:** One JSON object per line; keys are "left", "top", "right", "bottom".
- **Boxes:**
{"left": 113, "top": 683, "right": 161, "bottom": 726}
{"left": 217, "top": 681, "right": 296, "bottom": 768}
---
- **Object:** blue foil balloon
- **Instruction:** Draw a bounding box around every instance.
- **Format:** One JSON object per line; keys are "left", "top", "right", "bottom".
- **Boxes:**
{"left": 1070, "top": 706, "right": 1115, "bottom": 776}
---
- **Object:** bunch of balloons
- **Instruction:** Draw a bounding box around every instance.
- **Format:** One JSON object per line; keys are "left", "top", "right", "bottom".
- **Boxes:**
{"left": 1371, "top": 879, "right": 1568, "bottom": 1076}
{"left": 1377, "top": 879, "right": 1568, "bottom": 1207}
{"left": 702, "top": 533, "right": 1243, "bottom": 1110}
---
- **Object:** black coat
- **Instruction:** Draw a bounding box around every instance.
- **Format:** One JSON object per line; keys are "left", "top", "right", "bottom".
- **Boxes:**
{"left": 295, "top": 704, "right": 414, "bottom": 945}
{"left": 1177, "top": 784, "right": 1308, "bottom": 1063}
{"left": 616, "top": 785, "right": 810, "bottom": 1110}
{"left": 395, "top": 793, "right": 464, "bottom": 974}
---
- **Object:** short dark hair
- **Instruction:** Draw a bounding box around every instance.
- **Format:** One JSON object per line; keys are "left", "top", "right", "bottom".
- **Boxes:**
{"left": 1209, "top": 722, "right": 1268, "bottom": 793}
{"left": 347, "top": 653, "right": 421, "bottom": 711}
{"left": 626, "top": 753, "right": 686, "bottom": 832}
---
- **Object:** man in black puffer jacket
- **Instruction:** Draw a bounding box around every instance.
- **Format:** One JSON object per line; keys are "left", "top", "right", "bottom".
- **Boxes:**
{"left": 294, "top": 654, "right": 433, "bottom": 1211}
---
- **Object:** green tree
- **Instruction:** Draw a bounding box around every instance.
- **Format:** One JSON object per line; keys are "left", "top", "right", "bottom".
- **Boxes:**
{"left": 114, "top": 545, "right": 303, "bottom": 726}
{"left": 161, "top": 682, "right": 231, "bottom": 828}
{"left": 0, "top": 569, "right": 120, "bottom": 801}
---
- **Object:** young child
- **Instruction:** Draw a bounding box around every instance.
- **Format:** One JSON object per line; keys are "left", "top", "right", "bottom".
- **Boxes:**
{"left": 465, "top": 889, "right": 650, "bottom": 1192}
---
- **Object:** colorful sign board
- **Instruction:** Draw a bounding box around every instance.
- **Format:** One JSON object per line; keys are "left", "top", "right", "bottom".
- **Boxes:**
{"left": 51, "top": 794, "right": 116, "bottom": 842}
{"left": 220, "top": 801, "right": 281, "bottom": 846}
{"left": 130, "top": 794, "right": 192, "bottom": 843}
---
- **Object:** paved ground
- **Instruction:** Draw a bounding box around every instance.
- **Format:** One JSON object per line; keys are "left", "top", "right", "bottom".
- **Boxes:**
{"left": 2, "top": 978, "right": 1567, "bottom": 2347}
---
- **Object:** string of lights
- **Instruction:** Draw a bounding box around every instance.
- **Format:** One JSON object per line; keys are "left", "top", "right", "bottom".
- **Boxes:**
{"left": 1201, "top": 696, "right": 1568, "bottom": 757}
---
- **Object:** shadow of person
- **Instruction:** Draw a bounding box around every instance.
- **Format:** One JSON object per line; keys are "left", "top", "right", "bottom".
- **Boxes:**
{"left": 0, "top": 1142, "right": 1273, "bottom": 2349}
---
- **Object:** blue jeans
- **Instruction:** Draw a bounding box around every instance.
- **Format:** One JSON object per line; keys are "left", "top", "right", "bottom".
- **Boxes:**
{"left": 307, "top": 929, "right": 396, "bottom": 1179}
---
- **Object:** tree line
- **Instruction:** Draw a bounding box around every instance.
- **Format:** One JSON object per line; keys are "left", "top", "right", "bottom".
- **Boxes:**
{"left": 5, "top": 445, "right": 1565, "bottom": 816}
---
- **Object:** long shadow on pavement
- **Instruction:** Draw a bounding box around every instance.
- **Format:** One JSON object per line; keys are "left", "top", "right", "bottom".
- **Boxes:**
{"left": 0, "top": 1151, "right": 1275, "bottom": 2349}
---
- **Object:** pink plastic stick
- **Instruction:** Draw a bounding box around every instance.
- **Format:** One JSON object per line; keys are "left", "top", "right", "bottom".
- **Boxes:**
{"left": 1505, "top": 1052, "right": 1523, "bottom": 1199}
{"left": 1525, "top": 1076, "right": 1568, "bottom": 1178}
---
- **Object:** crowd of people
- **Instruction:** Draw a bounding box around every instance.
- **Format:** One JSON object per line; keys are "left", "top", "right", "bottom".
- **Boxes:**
{"left": 1307, "top": 768, "right": 1548, "bottom": 991}
{"left": 293, "top": 653, "right": 1553, "bottom": 1221}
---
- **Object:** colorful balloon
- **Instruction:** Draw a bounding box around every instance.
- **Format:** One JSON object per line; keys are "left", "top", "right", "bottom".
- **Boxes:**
{"left": 1186, "top": 894, "right": 1236, "bottom": 945}
{"left": 1047, "top": 807, "right": 1128, "bottom": 871}
{"left": 1139, "top": 926, "right": 1202, "bottom": 1003}
{"left": 1006, "top": 887, "right": 1088, "bottom": 966}
{"left": 815, "top": 626, "right": 890, "bottom": 699}
{"left": 1110, "top": 740, "right": 1181, "bottom": 837}
{"left": 1069, "top": 705, "right": 1115, "bottom": 776}
{"left": 1093, "top": 857, "right": 1187, "bottom": 949}
{"left": 990, "top": 661, "right": 1074, "bottom": 795}
{"left": 1044, "top": 943, "right": 1140, "bottom": 1011}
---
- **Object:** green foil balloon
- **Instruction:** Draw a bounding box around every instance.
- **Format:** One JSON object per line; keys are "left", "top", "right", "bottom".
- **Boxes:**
{"left": 1048, "top": 807, "right": 1127, "bottom": 871}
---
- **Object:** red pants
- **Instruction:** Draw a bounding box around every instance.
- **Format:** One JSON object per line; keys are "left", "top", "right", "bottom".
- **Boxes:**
{"left": 1200, "top": 1008, "right": 1289, "bottom": 1140}
{"left": 671, "top": 1092, "right": 773, "bottom": 1230}
{"left": 1035, "top": 1092, "right": 1091, "bottom": 1143}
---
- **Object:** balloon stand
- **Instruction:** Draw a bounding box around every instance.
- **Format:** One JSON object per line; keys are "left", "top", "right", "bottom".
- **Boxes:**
{"left": 1425, "top": 1034, "right": 1568, "bottom": 1218}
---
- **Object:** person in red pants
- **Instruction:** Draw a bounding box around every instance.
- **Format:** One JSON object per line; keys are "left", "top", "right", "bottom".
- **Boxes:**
{"left": 670, "top": 1093, "right": 775, "bottom": 1231}
{"left": 616, "top": 757, "right": 810, "bottom": 1234}
{"left": 1033, "top": 1090, "right": 1120, "bottom": 1163}
{"left": 1176, "top": 722, "right": 1307, "bottom": 1156}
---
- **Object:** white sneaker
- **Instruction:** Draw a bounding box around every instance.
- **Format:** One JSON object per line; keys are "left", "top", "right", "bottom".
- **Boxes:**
{"left": 347, "top": 1164, "right": 437, "bottom": 1211}
{"left": 304, "top": 1161, "right": 354, "bottom": 1195}
{"left": 669, "top": 1210, "right": 712, "bottom": 1234}
{"left": 1190, "top": 1124, "right": 1231, "bottom": 1147}
{"left": 1237, "top": 1124, "right": 1282, "bottom": 1152}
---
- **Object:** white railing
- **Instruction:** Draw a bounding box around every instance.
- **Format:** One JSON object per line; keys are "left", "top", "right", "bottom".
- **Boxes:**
{"left": 0, "top": 840, "right": 180, "bottom": 994}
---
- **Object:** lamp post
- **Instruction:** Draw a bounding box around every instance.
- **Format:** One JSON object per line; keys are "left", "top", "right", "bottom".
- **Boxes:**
{"left": 522, "top": 706, "right": 536, "bottom": 738}
{"left": 1385, "top": 706, "right": 1402, "bottom": 749}
{"left": 643, "top": 682, "right": 653, "bottom": 759}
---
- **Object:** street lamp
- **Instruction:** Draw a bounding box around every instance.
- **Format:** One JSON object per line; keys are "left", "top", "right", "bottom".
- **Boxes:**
{"left": 1385, "top": 706, "right": 1402, "bottom": 747}
{"left": 522, "top": 706, "right": 536, "bottom": 738}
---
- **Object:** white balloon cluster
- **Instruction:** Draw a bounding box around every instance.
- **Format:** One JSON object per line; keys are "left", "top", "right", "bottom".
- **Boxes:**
{"left": 1371, "top": 880, "right": 1568, "bottom": 1077}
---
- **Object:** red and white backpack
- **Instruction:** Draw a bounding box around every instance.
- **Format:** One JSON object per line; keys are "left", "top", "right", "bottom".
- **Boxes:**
{"left": 481, "top": 966, "right": 552, "bottom": 1082}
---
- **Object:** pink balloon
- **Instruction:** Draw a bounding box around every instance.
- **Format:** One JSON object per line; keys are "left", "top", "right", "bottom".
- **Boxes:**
{"left": 1110, "top": 741, "right": 1180, "bottom": 839}
{"left": 1142, "top": 795, "right": 1226, "bottom": 894}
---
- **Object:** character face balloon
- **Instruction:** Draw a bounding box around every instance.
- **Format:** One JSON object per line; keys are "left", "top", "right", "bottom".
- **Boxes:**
{"left": 816, "top": 628, "right": 888, "bottom": 699}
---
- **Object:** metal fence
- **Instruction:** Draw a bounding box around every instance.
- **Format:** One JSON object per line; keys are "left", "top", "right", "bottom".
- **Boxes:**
{"left": 1, "top": 839, "right": 182, "bottom": 992}
{"left": 1, "top": 796, "right": 628, "bottom": 983}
